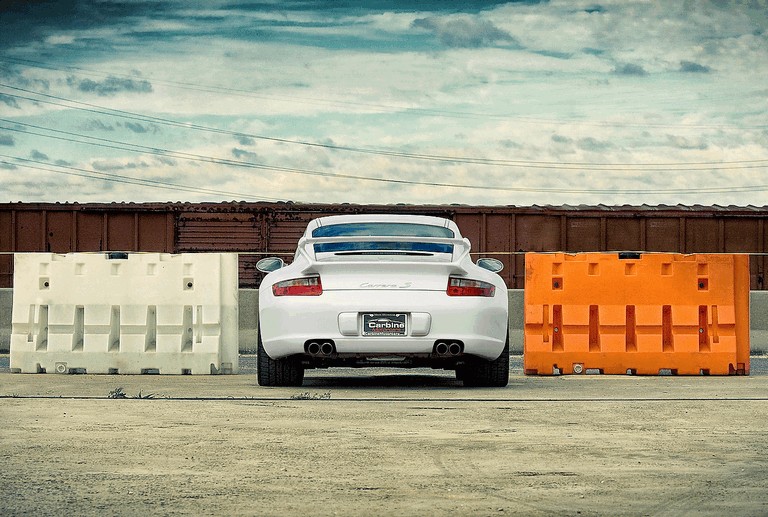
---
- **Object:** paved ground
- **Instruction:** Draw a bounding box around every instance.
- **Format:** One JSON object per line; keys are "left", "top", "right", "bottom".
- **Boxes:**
{"left": 1, "top": 356, "right": 767, "bottom": 516}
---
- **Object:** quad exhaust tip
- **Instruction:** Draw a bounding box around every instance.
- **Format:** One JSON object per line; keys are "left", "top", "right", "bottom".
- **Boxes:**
{"left": 305, "top": 340, "right": 336, "bottom": 357}
{"left": 433, "top": 340, "right": 464, "bottom": 357}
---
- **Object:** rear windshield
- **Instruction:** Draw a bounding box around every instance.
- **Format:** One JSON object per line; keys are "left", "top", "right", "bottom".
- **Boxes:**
{"left": 312, "top": 222, "right": 454, "bottom": 254}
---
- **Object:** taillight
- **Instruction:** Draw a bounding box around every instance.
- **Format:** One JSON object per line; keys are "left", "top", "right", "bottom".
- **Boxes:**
{"left": 272, "top": 276, "right": 323, "bottom": 296}
{"left": 447, "top": 277, "right": 495, "bottom": 297}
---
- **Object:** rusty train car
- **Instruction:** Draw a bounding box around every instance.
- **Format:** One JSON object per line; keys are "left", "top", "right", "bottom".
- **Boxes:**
{"left": 1, "top": 202, "right": 766, "bottom": 290}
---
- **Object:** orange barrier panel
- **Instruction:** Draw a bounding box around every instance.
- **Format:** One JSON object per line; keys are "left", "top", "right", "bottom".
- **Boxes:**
{"left": 524, "top": 253, "right": 750, "bottom": 375}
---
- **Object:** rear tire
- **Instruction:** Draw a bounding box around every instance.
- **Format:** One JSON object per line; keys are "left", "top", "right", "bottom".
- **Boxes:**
{"left": 257, "top": 327, "right": 304, "bottom": 387}
{"left": 460, "top": 335, "right": 509, "bottom": 387}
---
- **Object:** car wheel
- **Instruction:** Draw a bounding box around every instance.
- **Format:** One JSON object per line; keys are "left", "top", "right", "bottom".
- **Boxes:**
{"left": 257, "top": 327, "right": 304, "bottom": 387}
{"left": 461, "top": 334, "right": 509, "bottom": 388}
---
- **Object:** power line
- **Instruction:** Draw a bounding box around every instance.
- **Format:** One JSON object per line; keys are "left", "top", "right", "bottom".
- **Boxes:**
{"left": 2, "top": 85, "right": 768, "bottom": 171}
{"left": 2, "top": 55, "right": 765, "bottom": 131}
{"left": 0, "top": 154, "right": 290, "bottom": 200}
{"left": 3, "top": 122, "right": 768, "bottom": 195}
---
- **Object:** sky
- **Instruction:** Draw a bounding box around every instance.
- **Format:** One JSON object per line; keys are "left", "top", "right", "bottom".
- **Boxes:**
{"left": 0, "top": 0, "right": 767, "bottom": 206}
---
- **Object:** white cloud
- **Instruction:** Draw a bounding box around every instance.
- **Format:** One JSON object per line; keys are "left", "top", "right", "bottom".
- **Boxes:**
{"left": 1, "top": 0, "right": 766, "bottom": 205}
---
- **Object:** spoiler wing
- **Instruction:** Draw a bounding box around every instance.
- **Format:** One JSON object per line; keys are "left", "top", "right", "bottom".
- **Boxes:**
{"left": 297, "top": 235, "right": 473, "bottom": 276}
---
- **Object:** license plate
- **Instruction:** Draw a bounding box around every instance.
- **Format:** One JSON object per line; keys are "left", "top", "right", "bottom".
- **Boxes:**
{"left": 362, "top": 313, "right": 407, "bottom": 336}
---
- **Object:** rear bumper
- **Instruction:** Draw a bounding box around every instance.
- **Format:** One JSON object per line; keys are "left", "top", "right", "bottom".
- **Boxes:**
{"left": 259, "top": 289, "right": 508, "bottom": 361}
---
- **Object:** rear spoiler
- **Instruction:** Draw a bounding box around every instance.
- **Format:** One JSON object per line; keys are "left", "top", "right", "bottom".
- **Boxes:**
{"left": 296, "top": 235, "right": 473, "bottom": 276}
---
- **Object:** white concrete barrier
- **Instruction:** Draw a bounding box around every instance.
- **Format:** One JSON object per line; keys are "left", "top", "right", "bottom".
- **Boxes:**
{"left": 10, "top": 253, "right": 238, "bottom": 374}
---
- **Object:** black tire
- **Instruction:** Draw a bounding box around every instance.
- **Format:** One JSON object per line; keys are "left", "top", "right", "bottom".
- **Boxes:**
{"left": 460, "top": 335, "right": 509, "bottom": 387}
{"left": 257, "top": 327, "right": 304, "bottom": 387}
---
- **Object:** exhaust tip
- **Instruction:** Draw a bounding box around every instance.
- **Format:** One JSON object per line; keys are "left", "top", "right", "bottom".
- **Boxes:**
{"left": 305, "top": 339, "right": 336, "bottom": 356}
{"left": 320, "top": 342, "right": 335, "bottom": 356}
{"left": 433, "top": 340, "right": 464, "bottom": 357}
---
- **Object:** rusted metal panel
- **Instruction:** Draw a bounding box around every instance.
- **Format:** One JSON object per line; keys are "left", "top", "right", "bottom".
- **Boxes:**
{"left": 136, "top": 213, "right": 173, "bottom": 252}
{"left": 566, "top": 217, "right": 601, "bottom": 252}
{"left": 177, "top": 212, "right": 262, "bottom": 251}
{"left": 75, "top": 212, "right": 105, "bottom": 251}
{"left": 266, "top": 211, "right": 326, "bottom": 254}
{"left": 46, "top": 210, "right": 73, "bottom": 252}
{"left": 724, "top": 219, "right": 760, "bottom": 252}
{"left": 685, "top": 218, "right": 721, "bottom": 253}
{"left": 15, "top": 210, "right": 44, "bottom": 251}
{"left": 606, "top": 218, "right": 642, "bottom": 251}
{"left": 106, "top": 212, "right": 137, "bottom": 251}
{"left": 177, "top": 212, "right": 264, "bottom": 287}
{"left": 645, "top": 218, "right": 681, "bottom": 252}
{"left": 515, "top": 214, "right": 561, "bottom": 251}
{"left": 454, "top": 212, "right": 483, "bottom": 254}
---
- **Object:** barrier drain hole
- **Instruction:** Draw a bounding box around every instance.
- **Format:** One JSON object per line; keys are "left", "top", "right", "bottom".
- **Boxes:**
{"left": 108, "top": 368, "right": 119, "bottom": 374}
{"left": 182, "top": 369, "right": 192, "bottom": 375}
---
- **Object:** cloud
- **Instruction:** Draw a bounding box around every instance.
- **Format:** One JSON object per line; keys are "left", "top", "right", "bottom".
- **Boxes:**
{"left": 412, "top": 15, "right": 519, "bottom": 48}
{"left": 121, "top": 122, "right": 158, "bottom": 134}
{"left": 0, "top": 93, "right": 20, "bottom": 108}
{"left": 679, "top": 60, "right": 711, "bottom": 73}
{"left": 67, "top": 75, "right": 153, "bottom": 96}
{"left": 577, "top": 137, "right": 612, "bottom": 152}
{"left": 666, "top": 135, "right": 708, "bottom": 150}
{"left": 232, "top": 148, "right": 261, "bottom": 161}
{"left": 0, "top": 134, "right": 15, "bottom": 146}
{"left": 91, "top": 159, "right": 150, "bottom": 172}
{"left": 82, "top": 120, "right": 115, "bottom": 131}
{"left": 30, "top": 150, "right": 49, "bottom": 161}
{"left": 612, "top": 63, "right": 648, "bottom": 76}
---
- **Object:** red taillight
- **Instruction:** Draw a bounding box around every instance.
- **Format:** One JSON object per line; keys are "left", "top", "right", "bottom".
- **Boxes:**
{"left": 272, "top": 276, "right": 323, "bottom": 296}
{"left": 447, "top": 277, "right": 495, "bottom": 297}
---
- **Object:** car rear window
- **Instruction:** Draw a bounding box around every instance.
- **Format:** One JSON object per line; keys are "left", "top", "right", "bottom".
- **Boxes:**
{"left": 312, "top": 223, "right": 454, "bottom": 254}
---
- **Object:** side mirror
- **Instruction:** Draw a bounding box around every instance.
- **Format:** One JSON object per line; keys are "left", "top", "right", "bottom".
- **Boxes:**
{"left": 477, "top": 257, "right": 504, "bottom": 273}
{"left": 256, "top": 257, "right": 285, "bottom": 273}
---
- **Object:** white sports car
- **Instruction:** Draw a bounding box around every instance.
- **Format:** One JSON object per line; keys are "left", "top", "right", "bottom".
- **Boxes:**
{"left": 256, "top": 214, "right": 509, "bottom": 387}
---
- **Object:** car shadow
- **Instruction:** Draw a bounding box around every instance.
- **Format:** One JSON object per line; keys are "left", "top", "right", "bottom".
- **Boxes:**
{"left": 302, "top": 373, "right": 462, "bottom": 388}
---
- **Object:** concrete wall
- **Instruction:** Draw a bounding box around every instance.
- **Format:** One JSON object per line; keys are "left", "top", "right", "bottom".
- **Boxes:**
{"left": 1, "top": 288, "right": 766, "bottom": 355}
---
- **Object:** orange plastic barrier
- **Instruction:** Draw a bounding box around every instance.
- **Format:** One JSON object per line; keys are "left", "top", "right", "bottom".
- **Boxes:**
{"left": 524, "top": 253, "right": 750, "bottom": 375}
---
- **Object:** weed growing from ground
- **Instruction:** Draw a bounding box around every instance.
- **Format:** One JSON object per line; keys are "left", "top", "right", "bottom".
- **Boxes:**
{"left": 290, "top": 391, "right": 331, "bottom": 400}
